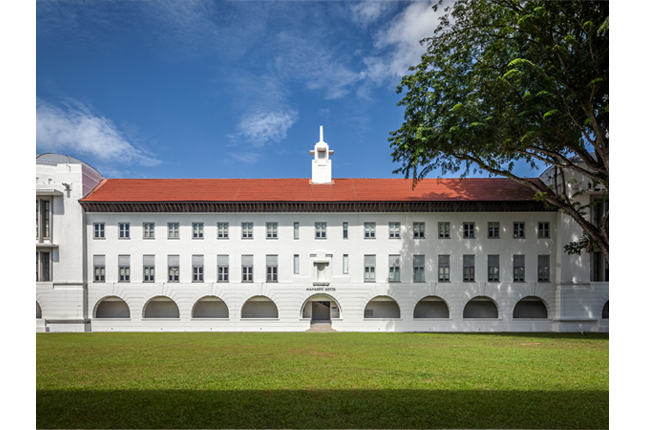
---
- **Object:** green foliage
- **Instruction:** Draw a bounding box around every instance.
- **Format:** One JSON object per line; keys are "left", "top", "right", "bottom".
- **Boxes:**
{"left": 389, "top": 0, "right": 608, "bottom": 259}
{"left": 564, "top": 231, "right": 599, "bottom": 255}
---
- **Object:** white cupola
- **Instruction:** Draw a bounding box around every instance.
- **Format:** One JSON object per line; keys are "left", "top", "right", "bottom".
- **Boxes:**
{"left": 310, "top": 126, "right": 334, "bottom": 184}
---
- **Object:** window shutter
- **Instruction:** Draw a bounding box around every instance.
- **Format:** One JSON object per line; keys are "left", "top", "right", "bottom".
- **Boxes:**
{"left": 488, "top": 255, "right": 499, "bottom": 267}
{"left": 514, "top": 255, "right": 525, "bottom": 267}
{"left": 242, "top": 255, "right": 253, "bottom": 266}
{"left": 439, "top": 255, "right": 450, "bottom": 266}
{"left": 192, "top": 255, "right": 204, "bottom": 266}
{"left": 413, "top": 255, "right": 425, "bottom": 267}
{"left": 143, "top": 255, "right": 155, "bottom": 266}
{"left": 464, "top": 255, "right": 474, "bottom": 266}
{"left": 364, "top": 255, "right": 376, "bottom": 267}
{"left": 266, "top": 255, "right": 278, "bottom": 266}
{"left": 118, "top": 255, "right": 130, "bottom": 266}
{"left": 389, "top": 255, "right": 400, "bottom": 267}
{"left": 94, "top": 255, "right": 105, "bottom": 266}
{"left": 168, "top": 255, "right": 179, "bottom": 266}
{"left": 538, "top": 255, "right": 549, "bottom": 267}
{"left": 217, "top": 255, "right": 229, "bottom": 266}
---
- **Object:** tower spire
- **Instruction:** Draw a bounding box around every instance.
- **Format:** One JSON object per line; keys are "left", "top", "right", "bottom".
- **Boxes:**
{"left": 310, "top": 126, "right": 334, "bottom": 184}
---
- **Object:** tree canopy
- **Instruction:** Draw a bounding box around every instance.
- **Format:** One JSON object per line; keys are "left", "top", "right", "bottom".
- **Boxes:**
{"left": 389, "top": 0, "right": 608, "bottom": 261}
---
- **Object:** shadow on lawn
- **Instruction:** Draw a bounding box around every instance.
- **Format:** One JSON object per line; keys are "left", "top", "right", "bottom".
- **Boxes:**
{"left": 37, "top": 389, "right": 608, "bottom": 429}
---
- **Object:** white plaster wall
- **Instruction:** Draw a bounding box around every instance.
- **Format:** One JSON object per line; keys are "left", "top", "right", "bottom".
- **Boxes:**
{"left": 80, "top": 210, "right": 610, "bottom": 332}
{"left": 36, "top": 162, "right": 103, "bottom": 331}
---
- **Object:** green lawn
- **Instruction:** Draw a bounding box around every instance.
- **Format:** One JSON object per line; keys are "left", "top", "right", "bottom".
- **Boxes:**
{"left": 37, "top": 332, "right": 608, "bottom": 429}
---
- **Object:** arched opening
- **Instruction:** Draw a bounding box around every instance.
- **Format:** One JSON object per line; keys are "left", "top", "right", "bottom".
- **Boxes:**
{"left": 241, "top": 296, "right": 278, "bottom": 318}
{"left": 413, "top": 296, "right": 450, "bottom": 318}
{"left": 95, "top": 296, "right": 131, "bottom": 318}
{"left": 192, "top": 296, "right": 229, "bottom": 318}
{"left": 143, "top": 296, "right": 180, "bottom": 319}
{"left": 301, "top": 294, "right": 341, "bottom": 323}
{"left": 513, "top": 297, "right": 548, "bottom": 319}
{"left": 602, "top": 301, "right": 609, "bottom": 319}
{"left": 463, "top": 296, "right": 499, "bottom": 319}
{"left": 36, "top": 302, "right": 42, "bottom": 319}
{"left": 364, "top": 296, "right": 401, "bottom": 319}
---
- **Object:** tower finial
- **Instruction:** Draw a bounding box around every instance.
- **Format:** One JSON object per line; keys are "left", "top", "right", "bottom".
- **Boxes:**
{"left": 320, "top": 125, "right": 324, "bottom": 142}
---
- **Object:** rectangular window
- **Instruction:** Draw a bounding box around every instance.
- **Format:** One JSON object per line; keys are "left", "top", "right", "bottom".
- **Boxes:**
{"left": 438, "top": 222, "right": 450, "bottom": 239}
{"left": 217, "top": 255, "right": 229, "bottom": 282}
{"left": 37, "top": 251, "right": 51, "bottom": 282}
{"left": 315, "top": 222, "right": 326, "bottom": 239}
{"left": 192, "top": 255, "right": 204, "bottom": 282}
{"left": 413, "top": 222, "right": 425, "bottom": 239}
{"left": 143, "top": 255, "right": 155, "bottom": 282}
{"left": 143, "top": 223, "right": 155, "bottom": 239}
{"left": 343, "top": 254, "right": 349, "bottom": 274}
{"left": 94, "top": 223, "right": 105, "bottom": 239}
{"left": 118, "top": 223, "right": 130, "bottom": 239}
{"left": 242, "top": 222, "right": 253, "bottom": 239}
{"left": 463, "top": 222, "right": 475, "bottom": 239}
{"left": 488, "top": 255, "right": 500, "bottom": 282}
{"left": 294, "top": 254, "right": 300, "bottom": 275}
{"left": 293, "top": 222, "right": 300, "bottom": 240}
{"left": 513, "top": 255, "right": 525, "bottom": 282}
{"left": 488, "top": 222, "right": 500, "bottom": 238}
{"left": 119, "top": 255, "right": 130, "bottom": 282}
{"left": 192, "top": 223, "right": 204, "bottom": 239}
{"left": 413, "top": 255, "right": 425, "bottom": 283}
{"left": 266, "top": 222, "right": 278, "bottom": 239}
{"left": 242, "top": 255, "right": 253, "bottom": 282}
{"left": 388, "top": 255, "right": 401, "bottom": 282}
{"left": 538, "top": 255, "right": 550, "bottom": 282}
{"left": 37, "top": 199, "right": 51, "bottom": 240}
{"left": 364, "top": 222, "right": 376, "bottom": 239}
{"left": 218, "top": 222, "right": 229, "bottom": 239}
{"left": 343, "top": 222, "right": 349, "bottom": 239}
{"left": 538, "top": 222, "right": 550, "bottom": 238}
{"left": 513, "top": 222, "right": 525, "bottom": 239}
{"left": 463, "top": 255, "right": 475, "bottom": 282}
{"left": 168, "top": 255, "right": 179, "bottom": 282}
{"left": 167, "top": 222, "right": 179, "bottom": 239}
{"left": 438, "top": 255, "right": 450, "bottom": 282}
{"left": 364, "top": 255, "right": 376, "bottom": 282}
{"left": 389, "top": 222, "right": 401, "bottom": 239}
{"left": 592, "top": 251, "right": 609, "bottom": 282}
{"left": 266, "top": 255, "right": 278, "bottom": 282}
{"left": 93, "top": 255, "right": 105, "bottom": 282}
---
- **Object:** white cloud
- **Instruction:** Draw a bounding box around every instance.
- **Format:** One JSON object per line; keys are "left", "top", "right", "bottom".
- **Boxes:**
{"left": 36, "top": 99, "right": 160, "bottom": 166}
{"left": 237, "top": 109, "right": 298, "bottom": 147}
{"left": 228, "top": 152, "right": 262, "bottom": 165}
{"left": 272, "top": 32, "right": 366, "bottom": 100}
{"left": 362, "top": 1, "right": 448, "bottom": 85}
{"left": 350, "top": 1, "right": 397, "bottom": 27}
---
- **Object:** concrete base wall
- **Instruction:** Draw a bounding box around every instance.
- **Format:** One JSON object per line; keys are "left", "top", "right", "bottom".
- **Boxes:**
{"left": 36, "top": 279, "right": 608, "bottom": 333}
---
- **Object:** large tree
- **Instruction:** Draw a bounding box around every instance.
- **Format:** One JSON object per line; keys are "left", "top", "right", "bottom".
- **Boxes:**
{"left": 389, "top": 0, "right": 608, "bottom": 261}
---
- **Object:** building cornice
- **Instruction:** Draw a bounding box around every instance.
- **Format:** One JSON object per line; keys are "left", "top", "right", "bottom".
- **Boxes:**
{"left": 79, "top": 200, "right": 555, "bottom": 213}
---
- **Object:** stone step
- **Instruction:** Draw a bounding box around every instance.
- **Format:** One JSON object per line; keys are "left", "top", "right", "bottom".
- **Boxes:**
{"left": 306, "top": 324, "right": 336, "bottom": 332}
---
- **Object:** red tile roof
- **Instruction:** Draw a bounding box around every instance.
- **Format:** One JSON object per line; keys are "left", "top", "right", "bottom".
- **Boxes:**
{"left": 80, "top": 178, "right": 543, "bottom": 203}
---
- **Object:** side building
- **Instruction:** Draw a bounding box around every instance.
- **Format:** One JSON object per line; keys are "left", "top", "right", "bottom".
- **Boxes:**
{"left": 36, "top": 132, "right": 609, "bottom": 332}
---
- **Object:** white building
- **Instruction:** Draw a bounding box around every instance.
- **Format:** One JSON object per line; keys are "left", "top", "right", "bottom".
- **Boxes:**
{"left": 36, "top": 130, "right": 608, "bottom": 333}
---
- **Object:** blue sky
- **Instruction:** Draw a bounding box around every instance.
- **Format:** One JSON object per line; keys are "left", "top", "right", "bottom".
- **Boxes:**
{"left": 35, "top": 0, "right": 548, "bottom": 180}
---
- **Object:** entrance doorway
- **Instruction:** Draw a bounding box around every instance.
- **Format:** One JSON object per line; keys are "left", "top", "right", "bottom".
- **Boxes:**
{"left": 302, "top": 294, "right": 340, "bottom": 330}
{"left": 311, "top": 301, "right": 330, "bottom": 322}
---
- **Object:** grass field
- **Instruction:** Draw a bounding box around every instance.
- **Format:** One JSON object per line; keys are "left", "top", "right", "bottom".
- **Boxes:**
{"left": 36, "top": 332, "right": 608, "bottom": 429}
